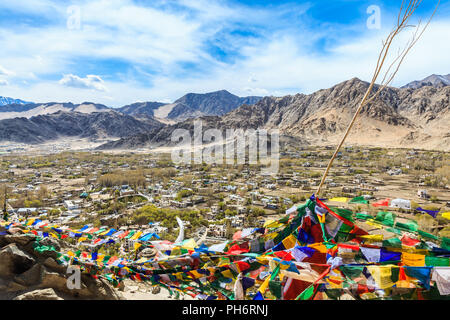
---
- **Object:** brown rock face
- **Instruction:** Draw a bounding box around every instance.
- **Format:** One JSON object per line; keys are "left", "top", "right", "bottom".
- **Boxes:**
{"left": 13, "top": 288, "right": 64, "bottom": 300}
{"left": 0, "top": 232, "right": 123, "bottom": 300}
{"left": 0, "top": 243, "right": 35, "bottom": 277}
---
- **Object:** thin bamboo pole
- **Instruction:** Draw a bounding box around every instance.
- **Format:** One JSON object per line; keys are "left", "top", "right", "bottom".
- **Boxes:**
{"left": 315, "top": 0, "right": 439, "bottom": 198}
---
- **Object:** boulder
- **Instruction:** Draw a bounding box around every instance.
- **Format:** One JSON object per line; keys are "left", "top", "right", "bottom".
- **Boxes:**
{"left": 6, "top": 281, "right": 27, "bottom": 293}
{"left": 0, "top": 278, "right": 7, "bottom": 291}
{"left": 38, "top": 267, "right": 94, "bottom": 299}
{"left": 14, "top": 263, "right": 43, "bottom": 286}
{"left": 0, "top": 243, "right": 35, "bottom": 277}
{"left": 4, "top": 234, "right": 36, "bottom": 247}
{"left": 43, "top": 257, "right": 66, "bottom": 273}
{"left": 13, "top": 288, "right": 64, "bottom": 300}
{"left": 81, "top": 274, "right": 123, "bottom": 300}
{"left": 38, "top": 268, "right": 70, "bottom": 293}
{"left": 7, "top": 227, "right": 23, "bottom": 235}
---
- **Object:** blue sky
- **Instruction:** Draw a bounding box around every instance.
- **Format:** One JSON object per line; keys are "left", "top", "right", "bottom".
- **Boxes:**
{"left": 0, "top": 0, "right": 449, "bottom": 107}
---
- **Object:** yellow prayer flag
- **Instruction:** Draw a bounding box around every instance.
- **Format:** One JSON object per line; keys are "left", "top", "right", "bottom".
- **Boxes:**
{"left": 182, "top": 238, "right": 197, "bottom": 250}
{"left": 130, "top": 231, "right": 143, "bottom": 240}
{"left": 359, "top": 234, "right": 384, "bottom": 242}
{"left": 190, "top": 270, "right": 202, "bottom": 279}
{"left": 221, "top": 269, "right": 234, "bottom": 279}
{"left": 442, "top": 212, "right": 450, "bottom": 220}
{"left": 308, "top": 242, "right": 328, "bottom": 253}
{"left": 366, "top": 221, "right": 383, "bottom": 229}
{"left": 401, "top": 252, "right": 425, "bottom": 267}
{"left": 282, "top": 234, "right": 298, "bottom": 250}
{"left": 329, "top": 197, "right": 349, "bottom": 203}
{"left": 133, "top": 242, "right": 142, "bottom": 251}
{"left": 259, "top": 274, "right": 271, "bottom": 294}
{"left": 263, "top": 220, "right": 283, "bottom": 229}
{"left": 175, "top": 272, "right": 184, "bottom": 280}
{"left": 327, "top": 276, "right": 344, "bottom": 289}
{"left": 367, "top": 266, "right": 394, "bottom": 289}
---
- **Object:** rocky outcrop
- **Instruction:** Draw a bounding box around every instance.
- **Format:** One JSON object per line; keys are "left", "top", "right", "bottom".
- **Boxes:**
{"left": 13, "top": 288, "right": 64, "bottom": 300}
{"left": 0, "top": 243, "right": 35, "bottom": 277}
{"left": 0, "top": 231, "right": 123, "bottom": 300}
{"left": 0, "top": 110, "right": 164, "bottom": 144}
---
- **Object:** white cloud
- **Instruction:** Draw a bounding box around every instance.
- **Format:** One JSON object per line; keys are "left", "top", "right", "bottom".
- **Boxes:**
{"left": 59, "top": 74, "right": 108, "bottom": 92}
{"left": 0, "top": 65, "right": 14, "bottom": 76}
{"left": 0, "top": 0, "right": 448, "bottom": 106}
{"left": 0, "top": 79, "right": 9, "bottom": 86}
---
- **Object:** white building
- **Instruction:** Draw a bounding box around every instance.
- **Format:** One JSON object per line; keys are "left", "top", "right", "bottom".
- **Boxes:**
{"left": 63, "top": 200, "right": 78, "bottom": 210}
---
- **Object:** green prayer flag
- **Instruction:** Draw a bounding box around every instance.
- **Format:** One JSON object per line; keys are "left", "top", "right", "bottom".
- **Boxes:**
{"left": 376, "top": 212, "right": 395, "bottom": 227}
{"left": 356, "top": 213, "right": 372, "bottom": 220}
{"left": 382, "top": 237, "right": 402, "bottom": 248}
{"left": 390, "top": 267, "right": 400, "bottom": 283}
{"left": 386, "top": 227, "right": 402, "bottom": 235}
{"left": 296, "top": 284, "right": 314, "bottom": 300}
{"left": 395, "top": 221, "right": 418, "bottom": 232}
{"left": 349, "top": 196, "right": 368, "bottom": 204}
{"left": 269, "top": 280, "right": 282, "bottom": 299}
{"left": 418, "top": 230, "right": 439, "bottom": 241}
{"left": 340, "top": 266, "right": 364, "bottom": 279}
{"left": 333, "top": 207, "right": 355, "bottom": 221}
{"left": 425, "top": 256, "right": 450, "bottom": 267}
{"left": 442, "top": 238, "right": 450, "bottom": 251}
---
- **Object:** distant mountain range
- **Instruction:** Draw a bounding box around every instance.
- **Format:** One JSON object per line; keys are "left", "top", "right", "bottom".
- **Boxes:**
{"left": 117, "top": 90, "right": 262, "bottom": 121}
{"left": 0, "top": 110, "right": 163, "bottom": 144}
{"left": 0, "top": 102, "right": 110, "bottom": 121}
{"left": 0, "top": 96, "right": 32, "bottom": 106}
{"left": 0, "top": 74, "right": 448, "bottom": 150}
{"left": 99, "top": 77, "right": 450, "bottom": 151}
{"left": 0, "top": 90, "right": 262, "bottom": 123}
{"left": 402, "top": 74, "right": 450, "bottom": 89}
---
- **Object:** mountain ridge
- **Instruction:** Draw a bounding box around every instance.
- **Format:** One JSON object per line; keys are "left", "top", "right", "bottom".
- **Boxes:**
{"left": 98, "top": 77, "right": 449, "bottom": 151}
{"left": 0, "top": 110, "right": 163, "bottom": 144}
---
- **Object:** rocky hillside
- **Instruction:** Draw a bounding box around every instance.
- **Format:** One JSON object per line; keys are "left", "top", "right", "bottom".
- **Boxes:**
{"left": 166, "top": 90, "right": 262, "bottom": 121}
{"left": 402, "top": 74, "right": 450, "bottom": 89}
{"left": 115, "top": 90, "right": 262, "bottom": 122}
{"left": 117, "top": 101, "right": 166, "bottom": 118}
{"left": 0, "top": 228, "right": 122, "bottom": 300}
{"left": 98, "top": 78, "right": 449, "bottom": 151}
{"left": 0, "top": 110, "right": 164, "bottom": 144}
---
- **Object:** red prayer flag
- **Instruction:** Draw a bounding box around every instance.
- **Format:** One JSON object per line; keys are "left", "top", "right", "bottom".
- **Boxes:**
{"left": 233, "top": 231, "right": 242, "bottom": 241}
{"left": 401, "top": 235, "right": 420, "bottom": 247}
{"left": 372, "top": 199, "right": 390, "bottom": 207}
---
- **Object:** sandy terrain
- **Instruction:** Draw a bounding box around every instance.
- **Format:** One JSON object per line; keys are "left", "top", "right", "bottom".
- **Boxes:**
{"left": 153, "top": 103, "right": 177, "bottom": 119}
{"left": 120, "top": 280, "right": 196, "bottom": 300}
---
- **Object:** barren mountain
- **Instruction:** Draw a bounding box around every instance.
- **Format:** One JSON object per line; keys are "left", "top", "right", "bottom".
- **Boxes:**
{"left": 402, "top": 74, "right": 450, "bottom": 89}
{"left": 0, "top": 102, "right": 111, "bottom": 120}
{"left": 164, "top": 90, "right": 262, "bottom": 121}
{"left": 0, "top": 110, "right": 164, "bottom": 144}
{"left": 115, "top": 90, "right": 262, "bottom": 122}
{"left": 117, "top": 102, "right": 166, "bottom": 118}
{"left": 99, "top": 78, "right": 449, "bottom": 151}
